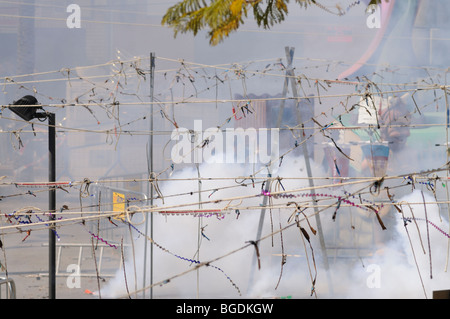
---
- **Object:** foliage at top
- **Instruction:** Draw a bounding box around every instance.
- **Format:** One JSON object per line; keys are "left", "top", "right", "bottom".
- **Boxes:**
{"left": 161, "top": 0, "right": 387, "bottom": 45}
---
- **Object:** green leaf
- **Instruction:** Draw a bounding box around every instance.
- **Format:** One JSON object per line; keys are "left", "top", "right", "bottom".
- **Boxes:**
{"left": 161, "top": 0, "right": 377, "bottom": 45}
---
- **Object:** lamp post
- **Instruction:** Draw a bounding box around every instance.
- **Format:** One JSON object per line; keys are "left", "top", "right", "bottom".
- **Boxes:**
{"left": 9, "top": 95, "right": 56, "bottom": 299}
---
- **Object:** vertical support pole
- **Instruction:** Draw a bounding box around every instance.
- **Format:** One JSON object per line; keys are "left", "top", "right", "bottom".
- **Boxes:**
{"left": 443, "top": 82, "right": 450, "bottom": 272}
{"left": 247, "top": 47, "right": 331, "bottom": 295}
{"left": 247, "top": 46, "right": 295, "bottom": 292}
{"left": 144, "top": 52, "right": 155, "bottom": 299}
{"left": 150, "top": 52, "right": 155, "bottom": 300}
{"left": 249, "top": 171, "right": 271, "bottom": 286}
{"left": 196, "top": 163, "right": 202, "bottom": 299}
{"left": 48, "top": 112, "right": 56, "bottom": 299}
{"left": 284, "top": 47, "right": 330, "bottom": 272}
{"left": 284, "top": 47, "right": 333, "bottom": 295}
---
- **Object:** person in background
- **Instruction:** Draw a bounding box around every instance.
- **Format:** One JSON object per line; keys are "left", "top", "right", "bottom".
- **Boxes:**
{"left": 379, "top": 93, "right": 411, "bottom": 154}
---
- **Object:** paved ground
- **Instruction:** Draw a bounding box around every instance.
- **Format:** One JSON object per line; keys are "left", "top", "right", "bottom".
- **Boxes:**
{"left": 1, "top": 222, "right": 121, "bottom": 299}
{"left": 0, "top": 191, "right": 122, "bottom": 299}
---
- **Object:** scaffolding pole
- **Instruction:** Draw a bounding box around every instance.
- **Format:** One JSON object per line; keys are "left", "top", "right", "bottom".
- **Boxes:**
{"left": 248, "top": 46, "right": 331, "bottom": 295}
{"left": 144, "top": 52, "right": 155, "bottom": 299}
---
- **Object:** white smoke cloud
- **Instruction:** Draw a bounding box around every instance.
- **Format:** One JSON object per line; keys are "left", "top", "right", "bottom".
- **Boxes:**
{"left": 99, "top": 151, "right": 450, "bottom": 299}
{"left": 392, "top": 190, "right": 450, "bottom": 297}
{"left": 100, "top": 152, "right": 329, "bottom": 298}
{"left": 337, "top": 189, "right": 450, "bottom": 299}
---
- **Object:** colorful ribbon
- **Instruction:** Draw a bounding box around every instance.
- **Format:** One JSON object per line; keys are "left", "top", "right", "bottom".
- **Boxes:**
{"left": 124, "top": 219, "right": 241, "bottom": 295}
{"left": 85, "top": 229, "right": 117, "bottom": 249}
{"left": 404, "top": 176, "right": 435, "bottom": 191}
{"left": 6, "top": 211, "right": 61, "bottom": 240}
{"left": 36, "top": 214, "right": 61, "bottom": 241}
{"left": 403, "top": 217, "right": 450, "bottom": 239}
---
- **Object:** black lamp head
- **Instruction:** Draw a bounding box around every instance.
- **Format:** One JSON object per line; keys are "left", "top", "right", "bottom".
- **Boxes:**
{"left": 9, "top": 95, "right": 44, "bottom": 121}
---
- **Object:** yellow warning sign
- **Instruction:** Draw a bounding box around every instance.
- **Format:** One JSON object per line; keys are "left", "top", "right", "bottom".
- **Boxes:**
{"left": 113, "top": 192, "right": 126, "bottom": 220}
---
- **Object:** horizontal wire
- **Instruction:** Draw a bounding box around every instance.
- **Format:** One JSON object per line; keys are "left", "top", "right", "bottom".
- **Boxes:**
{"left": 1, "top": 85, "right": 447, "bottom": 109}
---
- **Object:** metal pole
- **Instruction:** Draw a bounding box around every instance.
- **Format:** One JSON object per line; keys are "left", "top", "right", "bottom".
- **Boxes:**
{"left": 247, "top": 47, "right": 331, "bottom": 295}
{"left": 144, "top": 52, "right": 155, "bottom": 299}
{"left": 284, "top": 47, "right": 333, "bottom": 295}
{"left": 150, "top": 52, "right": 155, "bottom": 299}
{"left": 246, "top": 173, "right": 270, "bottom": 292}
{"left": 247, "top": 46, "right": 294, "bottom": 292}
{"left": 48, "top": 112, "right": 56, "bottom": 299}
{"left": 284, "top": 47, "right": 330, "bottom": 270}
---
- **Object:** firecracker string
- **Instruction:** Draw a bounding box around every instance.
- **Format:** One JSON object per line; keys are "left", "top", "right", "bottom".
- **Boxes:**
{"left": 403, "top": 217, "right": 450, "bottom": 239}
{"left": 5, "top": 212, "right": 62, "bottom": 240}
{"left": 260, "top": 190, "right": 380, "bottom": 214}
{"left": 123, "top": 219, "right": 241, "bottom": 295}
{"left": 85, "top": 229, "right": 117, "bottom": 249}
{"left": 403, "top": 176, "right": 435, "bottom": 190}
{"left": 158, "top": 209, "right": 226, "bottom": 219}
{"left": 35, "top": 214, "right": 61, "bottom": 240}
